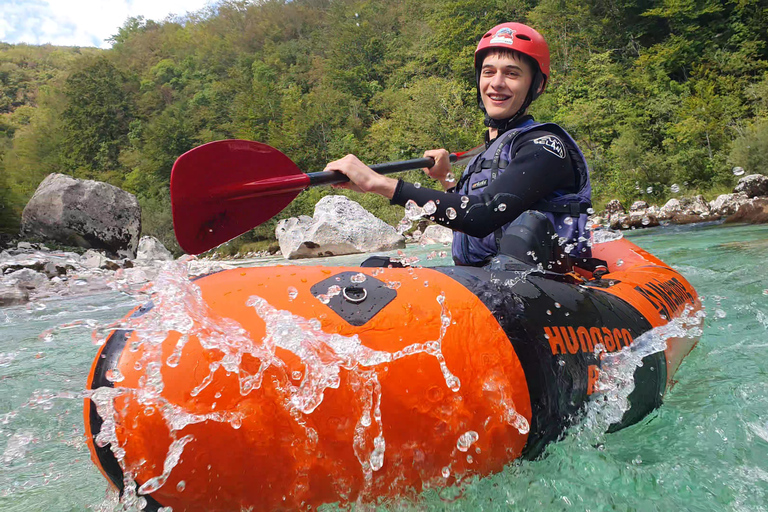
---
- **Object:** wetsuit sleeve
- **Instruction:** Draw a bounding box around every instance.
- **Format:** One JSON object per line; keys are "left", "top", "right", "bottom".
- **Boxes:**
{"left": 391, "top": 131, "right": 576, "bottom": 238}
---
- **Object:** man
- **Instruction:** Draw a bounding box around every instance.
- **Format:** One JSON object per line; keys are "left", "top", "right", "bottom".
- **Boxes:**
{"left": 325, "top": 23, "right": 592, "bottom": 267}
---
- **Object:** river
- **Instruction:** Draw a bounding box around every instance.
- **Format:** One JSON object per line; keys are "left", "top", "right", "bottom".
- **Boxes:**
{"left": 1, "top": 222, "right": 767, "bottom": 511}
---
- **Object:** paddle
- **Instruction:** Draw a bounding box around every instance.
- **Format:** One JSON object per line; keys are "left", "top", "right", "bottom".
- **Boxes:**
{"left": 171, "top": 140, "right": 482, "bottom": 255}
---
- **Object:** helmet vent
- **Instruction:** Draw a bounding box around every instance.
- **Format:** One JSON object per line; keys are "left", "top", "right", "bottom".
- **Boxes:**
{"left": 516, "top": 34, "right": 532, "bottom": 41}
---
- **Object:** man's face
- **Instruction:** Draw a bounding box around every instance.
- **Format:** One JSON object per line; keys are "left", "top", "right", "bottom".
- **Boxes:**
{"left": 479, "top": 51, "right": 535, "bottom": 120}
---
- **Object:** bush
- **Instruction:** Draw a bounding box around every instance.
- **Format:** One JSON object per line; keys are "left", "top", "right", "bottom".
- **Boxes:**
{"left": 728, "top": 118, "right": 768, "bottom": 177}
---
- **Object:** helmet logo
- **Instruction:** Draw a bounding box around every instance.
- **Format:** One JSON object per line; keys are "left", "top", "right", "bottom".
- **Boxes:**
{"left": 489, "top": 27, "right": 516, "bottom": 46}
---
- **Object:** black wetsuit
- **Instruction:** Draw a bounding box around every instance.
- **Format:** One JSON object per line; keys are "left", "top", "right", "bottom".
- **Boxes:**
{"left": 390, "top": 117, "right": 578, "bottom": 239}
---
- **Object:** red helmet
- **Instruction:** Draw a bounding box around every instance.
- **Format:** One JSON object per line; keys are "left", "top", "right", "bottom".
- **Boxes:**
{"left": 475, "top": 22, "right": 550, "bottom": 92}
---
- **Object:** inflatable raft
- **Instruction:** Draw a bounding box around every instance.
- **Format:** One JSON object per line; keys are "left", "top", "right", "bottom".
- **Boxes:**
{"left": 84, "top": 233, "right": 700, "bottom": 511}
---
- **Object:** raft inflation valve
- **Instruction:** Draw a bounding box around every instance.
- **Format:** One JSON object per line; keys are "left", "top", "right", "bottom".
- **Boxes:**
{"left": 311, "top": 271, "right": 396, "bottom": 326}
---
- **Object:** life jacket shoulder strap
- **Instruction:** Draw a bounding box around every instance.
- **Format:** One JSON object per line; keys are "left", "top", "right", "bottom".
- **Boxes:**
{"left": 530, "top": 200, "right": 592, "bottom": 216}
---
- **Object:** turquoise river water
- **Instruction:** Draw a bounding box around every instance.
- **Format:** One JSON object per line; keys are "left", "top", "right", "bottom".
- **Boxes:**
{"left": 1, "top": 222, "right": 767, "bottom": 511}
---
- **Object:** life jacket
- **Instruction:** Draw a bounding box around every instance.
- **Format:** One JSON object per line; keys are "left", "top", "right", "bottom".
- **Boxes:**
{"left": 452, "top": 119, "right": 592, "bottom": 266}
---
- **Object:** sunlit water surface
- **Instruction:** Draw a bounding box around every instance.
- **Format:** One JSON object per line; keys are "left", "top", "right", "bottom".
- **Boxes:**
{"left": 1, "top": 223, "right": 767, "bottom": 511}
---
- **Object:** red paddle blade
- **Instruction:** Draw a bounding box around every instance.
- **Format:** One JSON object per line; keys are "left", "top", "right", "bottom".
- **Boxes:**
{"left": 453, "top": 144, "right": 484, "bottom": 162}
{"left": 171, "top": 140, "right": 307, "bottom": 255}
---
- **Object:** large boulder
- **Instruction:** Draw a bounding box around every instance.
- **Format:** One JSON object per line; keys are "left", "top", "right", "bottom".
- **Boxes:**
{"left": 21, "top": 173, "right": 141, "bottom": 258}
{"left": 275, "top": 195, "right": 405, "bottom": 259}
{"left": 733, "top": 174, "right": 768, "bottom": 198}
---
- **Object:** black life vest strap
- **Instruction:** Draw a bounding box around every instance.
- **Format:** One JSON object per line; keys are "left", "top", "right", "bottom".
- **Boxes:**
{"left": 530, "top": 200, "right": 592, "bottom": 217}
{"left": 480, "top": 159, "right": 508, "bottom": 169}
{"left": 490, "top": 129, "right": 524, "bottom": 249}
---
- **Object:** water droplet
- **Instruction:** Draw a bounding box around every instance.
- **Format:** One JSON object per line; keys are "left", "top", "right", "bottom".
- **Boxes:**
{"left": 446, "top": 207, "right": 457, "bottom": 220}
{"left": 351, "top": 273, "right": 366, "bottom": 284}
{"left": 442, "top": 466, "right": 451, "bottom": 478}
{"left": 134, "top": 362, "right": 143, "bottom": 371}
{"left": 554, "top": 302, "right": 561, "bottom": 309}
{"left": 423, "top": 201, "right": 437, "bottom": 215}
{"left": 671, "top": 183, "right": 680, "bottom": 193}
{"left": 467, "top": 455, "right": 474, "bottom": 463}
{"left": 292, "top": 370, "right": 303, "bottom": 380}
{"left": 616, "top": 259, "right": 624, "bottom": 267}
{"left": 497, "top": 203, "right": 507, "bottom": 212}
{"left": 461, "top": 196, "right": 469, "bottom": 203}
{"left": 287, "top": 286, "right": 298, "bottom": 301}
{"left": 456, "top": 431, "right": 479, "bottom": 452}
{"left": 646, "top": 186, "right": 653, "bottom": 194}
{"left": 177, "top": 481, "right": 186, "bottom": 492}
{"left": 105, "top": 369, "right": 124, "bottom": 383}
{"left": 424, "top": 281, "right": 429, "bottom": 287}
{"left": 587, "top": 207, "right": 595, "bottom": 215}
{"left": 558, "top": 359, "right": 565, "bottom": 366}
{"left": 445, "top": 172, "right": 455, "bottom": 183}
{"left": 564, "top": 216, "right": 573, "bottom": 226}
{"left": 414, "top": 182, "right": 422, "bottom": 188}
{"left": 404, "top": 200, "right": 425, "bottom": 221}
{"left": 546, "top": 310, "right": 552, "bottom": 316}
{"left": 386, "top": 281, "right": 401, "bottom": 290}
{"left": 733, "top": 167, "right": 745, "bottom": 176}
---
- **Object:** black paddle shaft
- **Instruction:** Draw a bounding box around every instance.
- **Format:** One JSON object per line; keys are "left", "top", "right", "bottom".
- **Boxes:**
{"left": 306, "top": 154, "right": 458, "bottom": 187}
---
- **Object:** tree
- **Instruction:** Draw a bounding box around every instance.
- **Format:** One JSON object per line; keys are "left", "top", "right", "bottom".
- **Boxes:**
{"left": 60, "top": 57, "right": 136, "bottom": 177}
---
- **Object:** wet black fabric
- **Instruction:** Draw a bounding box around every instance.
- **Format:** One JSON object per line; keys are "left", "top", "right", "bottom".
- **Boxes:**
{"left": 391, "top": 129, "right": 576, "bottom": 238}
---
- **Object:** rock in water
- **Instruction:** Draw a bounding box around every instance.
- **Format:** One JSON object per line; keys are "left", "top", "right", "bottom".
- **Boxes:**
{"left": 734, "top": 174, "right": 768, "bottom": 198}
{"left": 21, "top": 173, "right": 141, "bottom": 258}
{"left": 276, "top": 195, "right": 405, "bottom": 259}
{"left": 135, "top": 236, "right": 174, "bottom": 262}
{"left": 709, "top": 192, "right": 750, "bottom": 217}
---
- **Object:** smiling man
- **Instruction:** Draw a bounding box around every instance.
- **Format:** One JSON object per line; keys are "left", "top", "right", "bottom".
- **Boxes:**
{"left": 326, "top": 23, "right": 593, "bottom": 268}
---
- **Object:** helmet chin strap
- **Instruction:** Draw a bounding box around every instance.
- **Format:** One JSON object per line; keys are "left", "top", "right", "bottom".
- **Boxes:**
{"left": 480, "top": 90, "right": 533, "bottom": 134}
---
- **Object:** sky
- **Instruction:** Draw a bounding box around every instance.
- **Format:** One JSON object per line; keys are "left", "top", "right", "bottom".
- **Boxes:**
{"left": 0, "top": 0, "right": 215, "bottom": 49}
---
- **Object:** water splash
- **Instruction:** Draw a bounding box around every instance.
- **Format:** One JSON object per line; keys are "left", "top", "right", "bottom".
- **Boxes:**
{"left": 580, "top": 305, "right": 705, "bottom": 435}
{"left": 137, "top": 434, "right": 195, "bottom": 494}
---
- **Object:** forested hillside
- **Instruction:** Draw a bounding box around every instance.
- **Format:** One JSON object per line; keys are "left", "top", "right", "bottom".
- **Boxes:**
{"left": 2, "top": 0, "right": 767, "bottom": 254}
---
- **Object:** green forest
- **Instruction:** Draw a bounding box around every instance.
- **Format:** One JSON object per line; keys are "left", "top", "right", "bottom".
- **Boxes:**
{"left": 2, "top": 0, "right": 768, "bottom": 254}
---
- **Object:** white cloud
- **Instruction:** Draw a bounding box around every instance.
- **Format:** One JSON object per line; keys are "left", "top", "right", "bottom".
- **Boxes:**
{"left": 0, "top": 0, "right": 214, "bottom": 48}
